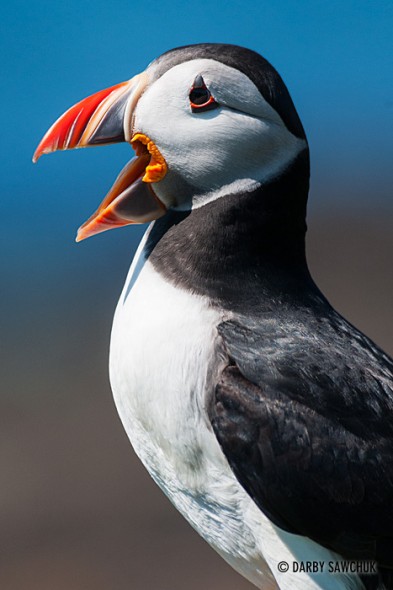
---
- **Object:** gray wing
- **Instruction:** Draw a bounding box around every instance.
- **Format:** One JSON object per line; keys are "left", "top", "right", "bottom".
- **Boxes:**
{"left": 210, "top": 311, "right": 393, "bottom": 566}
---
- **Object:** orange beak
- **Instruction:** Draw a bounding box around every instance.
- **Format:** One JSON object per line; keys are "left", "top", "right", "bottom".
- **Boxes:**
{"left": 33, "top": 72, "right": 168, "bottom": 241}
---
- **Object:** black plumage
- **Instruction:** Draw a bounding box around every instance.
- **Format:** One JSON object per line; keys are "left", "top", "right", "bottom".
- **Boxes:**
{"left": 36, "top": 41, "right": 393, "bottom": 590}
{"left": 142, "top": 45, "right": 393, "bottom": 588}
{"left": 150, "top": 43, "right": 307, "bottom": 140}
{"left": 210, "top": 312, "right": 393, "bottom": 561}
{"left": 144, "top": 140, "right": 393, "bottom": 586}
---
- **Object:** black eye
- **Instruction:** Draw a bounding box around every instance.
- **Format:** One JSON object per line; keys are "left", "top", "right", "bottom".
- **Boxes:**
{"left": 189, "top": 75, "right": 218, "bottom": 113}
{"left": 190, "top": 87, "right": 211, "bottom": 105}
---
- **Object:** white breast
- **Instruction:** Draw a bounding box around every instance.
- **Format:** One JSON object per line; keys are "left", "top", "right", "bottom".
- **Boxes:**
{"left": 108, "top": 229, "right": 363, "bottom": 590}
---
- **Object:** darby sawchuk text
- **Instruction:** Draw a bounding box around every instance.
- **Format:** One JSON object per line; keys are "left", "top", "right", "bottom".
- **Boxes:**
{"left": 281, "top": 560, "right": 377, "bottom": 575}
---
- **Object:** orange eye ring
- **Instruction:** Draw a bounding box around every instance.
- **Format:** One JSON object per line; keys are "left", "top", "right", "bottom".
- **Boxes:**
{"left": 189, "top": 75, "right": 219, "bottom": 113}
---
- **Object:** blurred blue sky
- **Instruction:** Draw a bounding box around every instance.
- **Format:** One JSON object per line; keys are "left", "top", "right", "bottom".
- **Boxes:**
{"left": 2, "top": 0, "right": 392, "bottom": 285}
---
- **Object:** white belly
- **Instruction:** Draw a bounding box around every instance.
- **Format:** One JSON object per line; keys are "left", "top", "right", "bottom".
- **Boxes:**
{"left": 108, "top": 234, "right": 363, "bottom": 590}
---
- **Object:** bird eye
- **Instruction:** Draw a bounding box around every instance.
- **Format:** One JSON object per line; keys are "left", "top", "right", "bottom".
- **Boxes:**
{"left": 190, "top": 87, "right": 211, "bottom": 105}
{"left": 189, "top": 75, "right": 218, "bottom": 113}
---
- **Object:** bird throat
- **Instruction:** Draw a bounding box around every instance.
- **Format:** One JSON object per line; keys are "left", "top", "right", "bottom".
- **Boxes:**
{"left": 142, "top": 151, "right": 316, "bottom": 312}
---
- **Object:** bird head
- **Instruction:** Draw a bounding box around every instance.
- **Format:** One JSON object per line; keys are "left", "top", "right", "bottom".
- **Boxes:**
{"left": 33, "top": 44, "right": 308, "bottom": 242}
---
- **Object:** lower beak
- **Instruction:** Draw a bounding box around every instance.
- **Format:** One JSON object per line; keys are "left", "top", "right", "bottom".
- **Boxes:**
{"left": 76, "top": 136, "right": 167, "bottom": 241}
{"left": 33, "top": 73, "right": 169, "bottom": 241}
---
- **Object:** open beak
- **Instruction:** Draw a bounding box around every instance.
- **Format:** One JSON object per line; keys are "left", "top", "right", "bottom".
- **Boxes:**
{"left": 33, "top": 72, "right": 168, "bottom": 241}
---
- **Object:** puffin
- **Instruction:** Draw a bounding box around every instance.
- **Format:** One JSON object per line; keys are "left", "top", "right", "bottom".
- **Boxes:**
{"left": 34, "top": 44, "right": 393, "bottom": 590}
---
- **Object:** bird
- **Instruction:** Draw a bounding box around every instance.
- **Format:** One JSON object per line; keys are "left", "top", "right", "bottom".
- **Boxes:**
{"left": 34, "top": 44, "right": 393, "bottom": 590}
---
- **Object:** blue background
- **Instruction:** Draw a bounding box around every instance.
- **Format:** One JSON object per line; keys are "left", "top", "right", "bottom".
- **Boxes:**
{"left": 3, "top": 0, "right": 392, "bottom": 291}
{"left": 2, "top": 2, "right": 392, "bottom": 589}
{"left": 3, "top": 0, "right": 392, "bottom": 281}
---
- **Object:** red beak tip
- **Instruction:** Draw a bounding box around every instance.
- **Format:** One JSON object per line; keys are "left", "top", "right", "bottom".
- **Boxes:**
{"left": 32, "top": 145, "right": 49, "bottom": 163}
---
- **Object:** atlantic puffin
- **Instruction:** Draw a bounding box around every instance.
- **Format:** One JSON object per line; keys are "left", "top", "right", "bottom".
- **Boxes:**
{"left": 34, "top": 44, "right": 393, "bottom": 590}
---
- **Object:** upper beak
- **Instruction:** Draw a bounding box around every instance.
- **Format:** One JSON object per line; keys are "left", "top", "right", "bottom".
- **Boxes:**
{"left": 33, "top": 72, "right": 168, "bottom": 241}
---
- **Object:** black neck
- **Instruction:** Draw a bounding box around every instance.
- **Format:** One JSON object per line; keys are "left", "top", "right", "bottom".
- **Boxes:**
{"left": 146, "top": 150, "right": 323, "bottom": 312}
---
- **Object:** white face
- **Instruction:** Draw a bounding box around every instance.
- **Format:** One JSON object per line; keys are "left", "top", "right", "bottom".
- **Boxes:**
{"left": 132, "top": 59, "right": 306, "bottom": 210}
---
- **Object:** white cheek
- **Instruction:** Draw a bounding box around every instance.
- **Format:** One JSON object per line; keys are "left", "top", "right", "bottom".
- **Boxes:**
{"left": 133, "top": 59, "right": 306, "bottom": 205}
{"left": 164, "top": 108, "right": 302, "bottom": 191}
